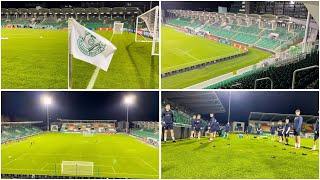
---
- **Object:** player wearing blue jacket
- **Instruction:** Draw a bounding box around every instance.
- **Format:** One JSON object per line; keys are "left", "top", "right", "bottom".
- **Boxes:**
{"left": 195, "top": 114, "right": 202, "bottom": 140}
{"left": 312, "top": 116, "right": 319, "bottom": 151}
{"left": 225, "top": 122, "right": 231, "bottom": 138}
{"left": 270, "top": 122, "right": 276, "bottom": 140}
{"left": 208, "top": 113, "right": 219, "bottom": 141}
{"left": 277, "top": 120, "right": 284, "bottom": 143}
{"left": 283, "top": 118, "right": 291, "bottom": 145}
{"left": 162, "top": 104, "right": 175, "bottom": 142}
{"left": 190, "top": 115, "right": 197, "bottom": 139}
{"left": 293, "top": 109, "right": 303, "bottom": 149}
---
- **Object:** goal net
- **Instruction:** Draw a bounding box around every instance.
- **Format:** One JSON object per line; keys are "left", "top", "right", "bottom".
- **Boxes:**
{"left": 61, "top": 161, "right": 94, "bottom": 176}
{"left": 135, "top": 6, "right": 159, "bottom": 56}
{"left": 113, "top": 21, "right": 124, "bottom": 34}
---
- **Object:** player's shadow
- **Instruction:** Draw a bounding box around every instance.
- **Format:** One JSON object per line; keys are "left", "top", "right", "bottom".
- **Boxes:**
{"left": 174, "top": 139, "right": 199, "bottom": 146}
{"left": 193, "top": 141, "right": 211, "bottom": 151}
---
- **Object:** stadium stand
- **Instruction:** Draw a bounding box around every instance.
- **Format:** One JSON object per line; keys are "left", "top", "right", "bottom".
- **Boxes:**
{"left": 206, "top": 50, "right": 319, "bottom": 89}
{"left": 1, "top": 7, "right": 141, "bottom": 30}
{"left": 165, "top": 10, "right": 318, "bottom": 52}
{"left": 1, "top": 119, "right": 43, "bottom": 143}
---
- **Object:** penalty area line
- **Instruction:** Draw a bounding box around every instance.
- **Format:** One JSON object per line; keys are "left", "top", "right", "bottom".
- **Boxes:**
{"left": 86, "top": 33, "right": 115, "bottom": 89}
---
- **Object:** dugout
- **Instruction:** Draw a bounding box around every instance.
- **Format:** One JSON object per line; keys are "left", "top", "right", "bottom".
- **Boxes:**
{"left": 248, "top": 112, "right": 318, "bottom": 136}
{"left": 161, "top": 91, "right": 225, "bottom": 140}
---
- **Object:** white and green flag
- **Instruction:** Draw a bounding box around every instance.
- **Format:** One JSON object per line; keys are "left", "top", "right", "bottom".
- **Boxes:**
{"left": 69, "top": 18, "right": 117, "bottom": 71}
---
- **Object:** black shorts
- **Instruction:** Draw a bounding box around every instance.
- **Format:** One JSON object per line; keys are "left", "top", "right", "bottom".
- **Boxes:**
{"left": 278, "top": 132, "right": 283, "bottom": 136}
{"left": 293, "top": 129, "right": 301, "bottom": 136}
{"left": 314, "top": 132, "right": 319, "bottom": 140}
{"left": 164, "top": 123, "right": 173, "bottom": 130}
{"left": 284, "top": 133, "right": 290, "bottom": 137}
{"left": 195, "top": 127, "right": 201, "bottom": 132}
{"left": 210, "top": 128, "right": 218, "bottom": 133}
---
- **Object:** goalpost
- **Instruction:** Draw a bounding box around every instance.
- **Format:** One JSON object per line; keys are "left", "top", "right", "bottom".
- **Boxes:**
{"left": 113, "top": 21, "right": 124, "bottom": 34}
{"left": 135, "top": 6, "right": 159, "bottom": 56}
{"left": 61, "top": 161, "right": 94, "bottom": 176}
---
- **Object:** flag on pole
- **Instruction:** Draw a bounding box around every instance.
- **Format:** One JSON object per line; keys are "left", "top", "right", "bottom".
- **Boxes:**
{"left": 69, "top": 18, "right": 117, "bottom": 71}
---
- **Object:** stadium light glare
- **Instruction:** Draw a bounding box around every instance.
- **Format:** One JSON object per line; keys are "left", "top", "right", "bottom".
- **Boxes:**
{"left": 41, "top": 95, "right": 52, "bottom": 105}
{"left": 124, "top": 94, "right": 135, "bottom": 105}
{"left": 123, "top": 94, "right": 136, "bottom": 133}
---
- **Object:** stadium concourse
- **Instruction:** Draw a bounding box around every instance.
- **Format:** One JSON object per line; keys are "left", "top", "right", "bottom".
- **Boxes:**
{"left": 1, "top": 91, "right": 159, "bottom": 179}
{"left": 1, "top": 1, "right": 159, "bottom": 89}
{"left": 161, "top": 1, "right": 319, "bottom": 89}
{"left": 161, "top": 91, "right": 319, "bottom": 178}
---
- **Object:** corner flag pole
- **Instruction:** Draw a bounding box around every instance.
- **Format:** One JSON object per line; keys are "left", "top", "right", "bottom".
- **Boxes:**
{"left": 68, "top": 18, "right": 72, "bottom": 89}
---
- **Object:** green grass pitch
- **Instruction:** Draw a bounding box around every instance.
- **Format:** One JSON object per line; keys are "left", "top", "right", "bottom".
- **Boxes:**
{"left": 162, "top": 134, "right": 319, "bottom": 179}
{"left": 1, "top": 28, "right": 158, "bottom": 89}
{"left": 1, "top": 133, "right": 159, "bottom": 179}
{"left": 161, "top": 26, "right": 271, "bottom": 89}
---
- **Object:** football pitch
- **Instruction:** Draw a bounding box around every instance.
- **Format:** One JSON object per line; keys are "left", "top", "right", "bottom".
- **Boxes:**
{"left": 162, "top": 134, "right": 319, "bottom": 179}
{"left": 161, "top": 26, "right": 271, "bottom": 89}
{"left": 1, "top": 133, "right": 159, "bottom": 179}
{"left": 1, "top": 28, "right": 158, "bottom": 89}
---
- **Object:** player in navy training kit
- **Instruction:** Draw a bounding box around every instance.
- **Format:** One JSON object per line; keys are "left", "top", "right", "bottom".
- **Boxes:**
{"left": 283, "top": 118, "right": 291, "bottom": 145}
{"left": 277, "top": 120, "right": 284, "bottom": 143}
{"left": 293, "top": 109, "right": 303, "bottom": 148}
{"left": 224, "top": 122, "right": 231, "bottom": 138}
{"left": 312, "top": 116, "right": 319, "bottom": 151}
{"left": 162, "top": 104, "right": 175, "bottom": 142}
{"left": 194, "top": 114, "right": 202, "bottom": 139}
{"left": 208, "top": 113, "right": 219, "bottom": 141}
{"left": 270, "top": 122, "right": 276, "bottom": 140}
{"left": 190, "top": 115, "right": 197, "bottom": 139}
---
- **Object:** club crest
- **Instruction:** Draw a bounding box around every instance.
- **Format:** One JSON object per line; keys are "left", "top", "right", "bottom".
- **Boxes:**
{"left": 77, "top": 31, "right": 106, "bottom": 57}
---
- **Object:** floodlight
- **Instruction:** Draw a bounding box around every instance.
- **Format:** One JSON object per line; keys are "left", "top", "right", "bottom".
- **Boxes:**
{"left": 41, "top": 95, "right": 52, "bottom": 105}
{"left": 124, "top": 95, "right": 135, "bottom": 105}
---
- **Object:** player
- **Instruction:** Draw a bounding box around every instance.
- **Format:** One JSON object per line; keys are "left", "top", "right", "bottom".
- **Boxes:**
{"left": 293, "top": 109, "right": 303, "bottom": 149}
{"left": 224, "top": 122, "right": 231, "bottom": 138}
{"left": 194, "top": 114, "right": 202, "bottom": 140}
{"left": 256, "top": 126, "right": 262, "bottom": 136}
{"left": 277, "top": 120, "right": 284, "bottom": 143}
{"left": 283, "top": 118, "right": 291, "bottom": 145}
{"left": 270, "top": 122, "right": 276, "bottom": 140}
{"left": 312, "top": 116, "right": 319, "bottom": 151}
{"left": 162, "top": 104, "right": 175, "bottom": 142}
{"left": 208, "top": 113, "right": 219, "bottom": 141}
{"left": 190, "top": 115, "right": 197, "bottom": 139}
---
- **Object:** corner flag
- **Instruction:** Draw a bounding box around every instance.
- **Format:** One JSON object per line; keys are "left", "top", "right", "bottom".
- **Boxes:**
{"left": 68, "top": 18, "right": 117, "bottom": 88}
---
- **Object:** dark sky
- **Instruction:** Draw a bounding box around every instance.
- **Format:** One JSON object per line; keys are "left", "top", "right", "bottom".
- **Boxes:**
{"left": 1, "top": 91, "right": 159, "bottom": 123}
{"left": 163, "top": 91, "right": 319, "bottom": 124}
{"left": 1, "top": 1, "right": 158, "bottom": 11}
{"left": 162, "top": 1, "right": 233, "bottom": 11}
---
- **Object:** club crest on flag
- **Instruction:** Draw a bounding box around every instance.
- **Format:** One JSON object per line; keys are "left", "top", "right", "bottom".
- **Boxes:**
{"left": 77, "top": 31, "right": 106, "bottom": 57}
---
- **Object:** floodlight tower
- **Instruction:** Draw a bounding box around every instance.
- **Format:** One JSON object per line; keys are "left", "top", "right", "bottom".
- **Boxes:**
{"left": 41, "top": 95, "right": 52, "bottom": 131}
{"left": 123, "top": 94, "right": 136, "bottom": 133}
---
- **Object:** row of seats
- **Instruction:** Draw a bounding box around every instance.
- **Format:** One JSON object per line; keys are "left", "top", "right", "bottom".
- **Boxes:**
{"left": 131, "top": 128, "right": 159, "bottom": 140}
{"left": 1, "top": 125, "right": 42, "bottom": 143}
{"left": 206, "top": 51, "right": 319, "bottom": 89}
{"left": 168, "top": 17, "right": 303, "bottom": 51}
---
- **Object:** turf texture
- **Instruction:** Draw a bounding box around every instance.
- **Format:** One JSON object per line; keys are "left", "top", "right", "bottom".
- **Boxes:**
{"left": 162, "top": 134, "right": 319, "bottom": 179}
{"left": 161, "top": 26, "right": 271, "bottom": 89}
{"left": 1, "top": 28, "right": 158, "bottom": 89}
{"left": 1, "top": 133, "right": 159, "bottom": 179}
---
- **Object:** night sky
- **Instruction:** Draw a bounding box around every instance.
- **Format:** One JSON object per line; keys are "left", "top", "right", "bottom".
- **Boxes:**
{"left": 1, "top": 91, "right": 159, "bottom": 123}
{"left": 163, "top": 91, "right": 319, "bottom": 124}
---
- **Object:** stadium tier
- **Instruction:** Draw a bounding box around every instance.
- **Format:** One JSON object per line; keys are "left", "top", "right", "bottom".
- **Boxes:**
{"left": 1, "top": 7, "right": 141, "bottom": 30}
{"left": 206, "top": 50, "right": 319, "bottom": 89}
{"left": 165, "top": 10, "right": 318, "bottom": 52}
{"left": 1, "top": 123, "right": 43, "bottom": 143}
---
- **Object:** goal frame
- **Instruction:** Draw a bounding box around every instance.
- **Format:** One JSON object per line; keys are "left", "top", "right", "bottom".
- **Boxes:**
{"left": 113, "top": 21, "right": 124, "bottom": 35}
{"left": 135, "top": 6, "right": 159, "bottom": 56}
{"left": 61, "top": 161, "right": 94, "bottom": 176}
